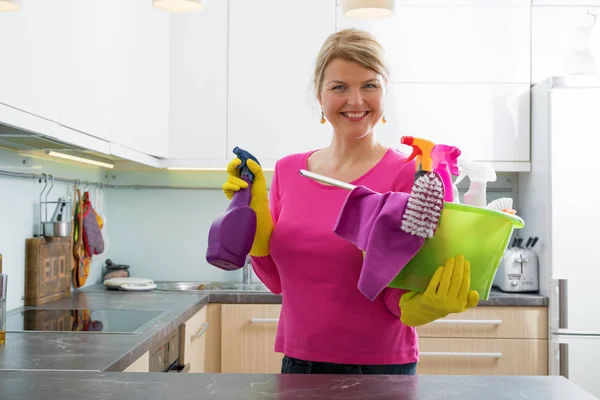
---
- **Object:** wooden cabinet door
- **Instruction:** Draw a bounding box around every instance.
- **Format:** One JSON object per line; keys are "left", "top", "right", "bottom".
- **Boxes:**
{"left": 221, "top": 304, "right": 282, "bottom": 374}
{"left": 182, "top": 306, "right": 209, "bottom": 373}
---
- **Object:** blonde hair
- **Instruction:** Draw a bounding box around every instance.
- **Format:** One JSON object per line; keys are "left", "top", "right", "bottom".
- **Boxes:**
{"left": 313, "top": 28, "right": 390, "bottom": 98}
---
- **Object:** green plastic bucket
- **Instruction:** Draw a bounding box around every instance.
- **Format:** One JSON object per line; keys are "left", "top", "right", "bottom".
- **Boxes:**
{"left": 387, "top": 202, "right": 524, "bottom": 300}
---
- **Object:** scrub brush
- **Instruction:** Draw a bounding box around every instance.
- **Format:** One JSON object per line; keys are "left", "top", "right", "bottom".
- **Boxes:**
{"left": 400, "top": 171, "right": 445, "bottom": 239}
{"left": 487, "top": 197, "right": 516, "bottom": 215}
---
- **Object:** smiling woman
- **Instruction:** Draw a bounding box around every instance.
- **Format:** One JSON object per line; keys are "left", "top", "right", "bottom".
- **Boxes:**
{"left": 219, "top": 28, "right": 479, "bottom": 375}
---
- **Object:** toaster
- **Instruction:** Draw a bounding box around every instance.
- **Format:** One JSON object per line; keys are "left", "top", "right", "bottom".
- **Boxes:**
{"left": 493, "top": 236, "right": 539, "bottom": 293}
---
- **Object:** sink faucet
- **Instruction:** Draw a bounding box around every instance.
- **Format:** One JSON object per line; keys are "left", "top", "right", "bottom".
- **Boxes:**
{"left": 242, "top": 255, "right": 252, "bottom": 285}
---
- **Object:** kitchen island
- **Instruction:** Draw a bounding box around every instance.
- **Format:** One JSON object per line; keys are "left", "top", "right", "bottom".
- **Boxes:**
{"left": 0, "top": 369, "right": 596, "bottom": 399}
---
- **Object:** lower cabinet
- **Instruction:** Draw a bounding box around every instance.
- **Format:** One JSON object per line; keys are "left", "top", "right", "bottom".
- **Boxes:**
{"left": 220, "top": 304, "right": 283, "bottom": 374}
{"left": 123, "top": 351, "right": 150, "bottom": 373}
{"left": 180, "top": 304, "right": 222, "bottom": 373}
{"left": 216, "top": 304, "right": 548, "bottom": 375}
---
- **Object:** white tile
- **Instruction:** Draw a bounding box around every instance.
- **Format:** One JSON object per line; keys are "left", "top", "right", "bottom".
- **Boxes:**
{"left": 337, "top": 6, "right": 531, "bottom": 83}
{"left": 377, "top": 83, "right": 530, "bottom": 162}
{"left": 532, "top": 7, "right": 599, "bottom": 82}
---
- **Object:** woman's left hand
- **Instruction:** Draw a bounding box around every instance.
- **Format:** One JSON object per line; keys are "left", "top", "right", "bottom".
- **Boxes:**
{"left": 399, "top": 255, "right": 479, "bottom": 327}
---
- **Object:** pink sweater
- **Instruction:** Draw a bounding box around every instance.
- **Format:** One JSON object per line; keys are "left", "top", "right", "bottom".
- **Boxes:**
{"left": 251, "top": 147, "right": 419, "bottom": 365}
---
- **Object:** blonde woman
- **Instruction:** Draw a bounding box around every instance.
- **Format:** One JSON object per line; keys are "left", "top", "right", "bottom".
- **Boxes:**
{"left": 222, "top": 28, "right": 478, "bottom": 375}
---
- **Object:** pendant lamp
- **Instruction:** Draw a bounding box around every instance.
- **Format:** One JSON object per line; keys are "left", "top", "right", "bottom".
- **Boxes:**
{"left": 0, "top": 0, "right": 20, "bottom": 12}
{"left": 341, "top": 0, "right": 396, "bottom": 20}
{"left": 152, "top": 0, "right": 206, "bottom": 13}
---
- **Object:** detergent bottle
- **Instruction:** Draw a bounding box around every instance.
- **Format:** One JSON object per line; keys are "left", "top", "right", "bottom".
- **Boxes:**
{"left": 455, "top": 159, "right": 497, "bottom": 207}
{"left": 400, "top": 136, "right": 435, "bottom": 182}
{"left": 430, "top": 144, "right": 461, "bottom": 202}
{"left": 205, "top": 147, "right": 260, "bottom": 271}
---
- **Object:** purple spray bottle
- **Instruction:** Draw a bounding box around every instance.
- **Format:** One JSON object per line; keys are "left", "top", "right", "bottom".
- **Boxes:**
{"left": 205, "top": 147, "right": 259, "bottom": 271}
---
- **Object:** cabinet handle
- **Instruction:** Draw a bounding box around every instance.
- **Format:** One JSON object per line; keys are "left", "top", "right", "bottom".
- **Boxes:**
{"left": 191, "top": 322, "right": 210, "bottom": 339}
{"left": 250, "top": 318, "right": 279, "bottom": 323}
{"left": 431, "top": 319, "right": 502, "bottom": 325}
{"left": 420, "top": 352, "right": 502, "bottom": 358}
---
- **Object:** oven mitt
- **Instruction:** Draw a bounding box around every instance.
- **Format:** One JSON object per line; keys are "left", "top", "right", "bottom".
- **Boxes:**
{"left": 222, "top": 157, "right": 273, "bottom": 257}
{"left": 399, "top": 255, "right": 479, "bottom": 327}
{"left": 82, "top": 196, "right": 104, "bottom": 256}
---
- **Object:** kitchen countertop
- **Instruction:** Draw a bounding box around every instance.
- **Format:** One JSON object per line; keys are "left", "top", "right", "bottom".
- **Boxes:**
{"left": 0, "top": 370, "right": 596, "bottom": 400}
{"left": 0, "top": 284, "right": 548, "bottom": 372}
{"left": 80, "top": 283, "right": 549, "bottom": 307}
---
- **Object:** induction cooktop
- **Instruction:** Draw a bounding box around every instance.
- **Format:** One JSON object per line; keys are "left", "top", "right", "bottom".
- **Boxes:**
{"left": 5, "top": 308, "right": 167, "bottom": 334}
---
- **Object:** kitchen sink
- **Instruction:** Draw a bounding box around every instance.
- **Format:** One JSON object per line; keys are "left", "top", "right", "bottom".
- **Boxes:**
{"left": 154, "top": 281, "right": 269, "bottom": 293}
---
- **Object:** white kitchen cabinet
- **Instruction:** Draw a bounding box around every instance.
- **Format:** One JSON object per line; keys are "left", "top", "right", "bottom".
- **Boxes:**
{"left": 531, "top": 7, "right": 597, "bottom": 84}
{"left": 376, "top": 83, "right": 530, "bottom": 165}
{"left": 59, "top": 0, "right": 112, "bottom": 142}
{"left": 167, "top": 1, "right": 228, "bottom": 164}
{"left": 337, "top": 6, "right": 530, "bottom": 84}
{"left": 227, "top": 0, "right": 336, "bottom": 163}
{"left": 109, "top": 0, "right": 170, "bottom": 159}
{"left": 0, "top": 0, "right": 60, "bottom": 124}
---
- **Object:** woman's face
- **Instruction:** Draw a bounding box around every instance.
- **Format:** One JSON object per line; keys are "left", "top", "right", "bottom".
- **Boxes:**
{"left": 319, "top": 58, "right": 386, "bottom": 140}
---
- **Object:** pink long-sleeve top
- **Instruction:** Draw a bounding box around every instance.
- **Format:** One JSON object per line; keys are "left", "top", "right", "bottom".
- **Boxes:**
{"left": 251, "top": 147, "right": 418, "bottom": 365}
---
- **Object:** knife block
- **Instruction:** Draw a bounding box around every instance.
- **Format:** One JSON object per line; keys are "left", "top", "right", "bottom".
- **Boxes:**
{"left": 25, "top": 237, "right": 72, "bottom": 305}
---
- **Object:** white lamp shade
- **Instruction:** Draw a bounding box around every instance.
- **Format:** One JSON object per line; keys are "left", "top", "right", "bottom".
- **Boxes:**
{"left": 0, "top": 0, "right": 20, "bottom": 12}
{"left": 341, "top": 0, "right": 396, "bottom": 19}
{"left": 152, "top": 0, "right": 207, "bottom": 13}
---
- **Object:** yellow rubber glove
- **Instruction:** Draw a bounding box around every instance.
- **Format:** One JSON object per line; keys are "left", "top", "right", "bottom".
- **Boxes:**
{"left": 399, "top": 255, "right": 479, "bottom": 327}
{"left": 222, "top": 158, "right": 273, "bottom": 257}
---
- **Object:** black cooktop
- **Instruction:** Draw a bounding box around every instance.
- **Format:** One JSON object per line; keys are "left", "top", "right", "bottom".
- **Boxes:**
{"left": 6, "top": 308, "right": 165, "bottom": 333}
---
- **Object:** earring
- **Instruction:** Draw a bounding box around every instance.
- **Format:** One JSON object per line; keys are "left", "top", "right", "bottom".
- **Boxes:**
{"left": 382, "top": 115, "right": 387, "bottom": 124}
{"left": 320, "top": 109, "right": 326, "bottom": 124}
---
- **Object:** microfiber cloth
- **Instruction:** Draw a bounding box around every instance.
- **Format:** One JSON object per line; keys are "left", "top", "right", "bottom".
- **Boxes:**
{"left": 332, "top": 172, "right": 444, "bottom": 301}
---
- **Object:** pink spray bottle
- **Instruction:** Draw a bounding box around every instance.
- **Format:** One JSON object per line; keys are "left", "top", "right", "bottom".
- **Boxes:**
{"left": 431, "top": 144, "right": 461, "bottom": 202}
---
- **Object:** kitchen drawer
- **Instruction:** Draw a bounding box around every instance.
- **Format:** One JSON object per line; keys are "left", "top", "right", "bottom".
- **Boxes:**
{"left": 417, "top": 338, "right": 548, "bottom": 375}
{"left": 417, "top": 307, "right": 548, "bottom": 339}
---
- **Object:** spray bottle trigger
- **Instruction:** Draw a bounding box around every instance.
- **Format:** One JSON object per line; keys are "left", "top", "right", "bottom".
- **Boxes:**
{"left": 232, "top": 147, "right": 261, "bottom": 183}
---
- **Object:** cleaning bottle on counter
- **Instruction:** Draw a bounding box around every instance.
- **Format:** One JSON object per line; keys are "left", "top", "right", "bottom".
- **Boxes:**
{"left": 454, "top": 159, "right": 497, "bottom": 207}
{"left": 430, "top": 144, "right": 461, "bottom": 202}
{"left": 401, "top": 136, "right": 436, "bottom": 182}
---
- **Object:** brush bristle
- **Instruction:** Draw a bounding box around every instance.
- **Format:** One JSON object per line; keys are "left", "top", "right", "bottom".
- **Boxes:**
{"left": 400, "top": 172, "right": 444, "bottom": 239}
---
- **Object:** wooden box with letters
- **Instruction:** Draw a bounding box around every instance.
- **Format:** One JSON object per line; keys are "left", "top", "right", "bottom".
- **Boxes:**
{"left": 25, "top": 237, "right": 72, "bottom": 305}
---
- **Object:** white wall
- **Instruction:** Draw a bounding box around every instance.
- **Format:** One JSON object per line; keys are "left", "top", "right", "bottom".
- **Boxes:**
{"left": 0, "top": 148, "right": 107, "bottom": 311}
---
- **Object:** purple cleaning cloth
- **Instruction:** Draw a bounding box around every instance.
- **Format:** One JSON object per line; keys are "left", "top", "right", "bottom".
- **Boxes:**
{"left": 333, "top": 186, "right": 426, "bottom": 301}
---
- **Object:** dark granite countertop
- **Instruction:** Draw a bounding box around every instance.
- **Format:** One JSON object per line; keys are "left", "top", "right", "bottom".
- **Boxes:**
{"left": 0, "top": 283, "right": 548, "bottom": 373}
{"left": 80, "top": 283, "right": 549, "bottom": 307}
{"left": 0, "top": 291, "right": 210, "bottom": 372}
{"left": 0, "top": 370, "right": 596, "bottom": 399}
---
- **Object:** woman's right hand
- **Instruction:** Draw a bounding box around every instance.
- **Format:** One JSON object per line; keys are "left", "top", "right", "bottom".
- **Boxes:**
{"left": 221, "top": 157, "right": 273, "bottom": 257}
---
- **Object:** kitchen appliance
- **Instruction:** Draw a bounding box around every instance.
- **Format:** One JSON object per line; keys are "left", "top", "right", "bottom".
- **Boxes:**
{"left": 520, "top": 75, "right": 600, "bottom": 398}
{"left": 493, "top": 236, "right": 539, "bottom": 293}
{"left": 206, "top": 147, "right": 259, "bottom": 271}
{"left": 5, "top": 308, "right": 167, "bottom": 334}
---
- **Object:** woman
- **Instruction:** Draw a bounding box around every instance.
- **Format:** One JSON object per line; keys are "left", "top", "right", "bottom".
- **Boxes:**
{"left": 222, "top": 28, "right": 478, "bottom": 375}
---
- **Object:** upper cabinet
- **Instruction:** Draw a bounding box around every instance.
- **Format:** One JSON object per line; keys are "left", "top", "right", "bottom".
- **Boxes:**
{"left": 226, "top": 0, "right": 336, "bottom": 164}
{"left": 60, "top": 0, "right": 112, "bottom": 142}
{"left": 337, "top": 6, "right": 531, "bottom": 84}
{"left": 105, "top": 0, "right": 170, "bottom": 159}
{"left": 0, "top": 0, "right": 60, "bottom": 123}
{"left": 167, "top": 0, "right": 228, "bottom": 165}
{"left": 0, "top": 0, "right": 169, "bottom": 163}
{"left": 1, "top": 1, "right": 534, "bottom": 171}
